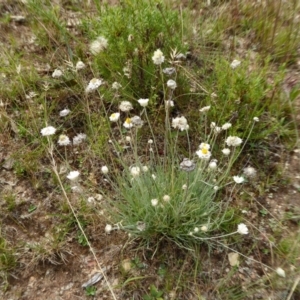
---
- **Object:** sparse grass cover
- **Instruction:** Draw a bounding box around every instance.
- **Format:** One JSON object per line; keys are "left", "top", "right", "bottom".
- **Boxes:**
{"left": 0, "top": 0, "right": 300, "bottom": 299}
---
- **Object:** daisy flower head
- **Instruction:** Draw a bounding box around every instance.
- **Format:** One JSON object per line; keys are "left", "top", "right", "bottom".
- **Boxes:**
{"left": 41, "top": 126, "right": 56, "bottom": 136}
{"left": 85, "top": 78, "right": 102, "bottom": 93}
{"left": 201, "top": 225, "right": 208, "bottom": 232}
{"left": 221, "top": 123, "right": 232, "bottom": 130}
{"left": 52, "top": 69, "right": 63, "bottom": 78}
{"left": 142, "top": 166, "right": 149, "bottom": 172}
{"left": 180, "top": 158, "right": 195, "bottom": 172}
{"left": 199, "top": 142, "right": 210, "bottom": 150}
{"left": 109, "top": 112, "right": 120, "bottom": 122}
{"left": 163, "top": 67, "right": 176, "bottom": 75}
{"left": 123, "top": 118, "right": 133, "bottom": 129}
{"left": 58, "top": 134, "right": 71, "bottom": 146}
{"left": 75, "top": 61, "right": 86, "bottom": 71}
{"left": 165, "top": 100, "right": 174, "bottom": 107}
{"left": 237, "top": 223, "right": 248, "bottom": 235}
{"left": 253, "top": 117, "right": 259, "bottom": 122}
{"left": 230, "top": 59, "right": 241, "bottom": 69}
{"left": 59, "top": 108, "right": 70, "bottom": 117}
{"left": 101, "top": 166, "right": 109, "bottom": 174}
{"left": 243, "top": 166, "right": 257, "bottom": 178}
{"left": 152, "top": 49, "right": 164, "bottom": 65}
{"left": 89, "top": 36, "right": 108, "bottom": 55}
{"left": 119, "top": 101, "right": 133, "bottom": 112}
{"left": 172, "top": 116, "right": 189, "bottom": 131}
{"left": 208, "top": 159, "right": 218, "bottom": 170}
{"left": 276, "top": 268, "right": 286, "bottom": 278}
{"left": 163, "top": 195, "right": 170, "bottom": 202}
{"left": 210, "top": 122, "right": 222, "bottom": 134}
{"left": 105, "top": 224, "right": 113, "bottom": 234}
{"left": 226, "top": 136, "right": 243, "bottom": 147}
{"left": 196, "top": 147, "right": 211, "bottom": 161}
{"left": 167, "top": 79, "right": 177, "bottom": 90}
{"left": 112, "top": 82, "right": 122, "bottom": 90}
{"left": 131, "top": 116, "right": 144, "bottom": 128}
{"left": 199, "top": 106, "right": 211, "bottom": 113}
{"left": 73, "top": 133, "right": 87, "bottom": 145}
{"left": 222, "top": 148, "right": 231, "bottom": 156}
{"left": 137, "top": 98, "right": 149, "bottom": 107}
{"left": 136, "top": 221, "right": 146, "bottom": 232}
{"left": 233, "top": 176, "right": 244, "bottom": 184}
{"left": 67, "top": 170, "right": 80, "bottom": 181}
{"left": 151, "top": 198, "right": 159, "bottom": 206}
{"left": 130, "top": 166, "right": 140, "bottom": 178}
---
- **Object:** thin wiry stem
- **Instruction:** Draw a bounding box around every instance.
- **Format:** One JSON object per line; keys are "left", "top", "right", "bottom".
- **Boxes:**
{"left": 47, "top": 142, "right": 117, "bottom": 300}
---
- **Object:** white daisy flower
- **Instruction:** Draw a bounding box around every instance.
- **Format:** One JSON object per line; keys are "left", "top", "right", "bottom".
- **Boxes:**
{"left": 123, "top": 118, "right": 133, "bottom": 129}
{"left": 75, "top": 61, "right": 85, "bottom": 70}
{"left": 142, "top": 166, "right": 149, "bottom": 172}
{"left": 73, "top": 133, "right": 87, "bottom": 145}
{"left": 230, "top": 59, "right": 241, "bottom": 69}
{"left": 105, "top": 224, "right": 113, "bottom": 234}
{"left": 131, "top": 116, "right": 144, "bottom": 128}
{"left": 101, "top": 166, "right": 109, "bottom": 174}
{"left": 221, "top": 123, "right": 232, "bottom": 130}
{"left": 59, "top": 108, "right": 70, "bottom": 117}
{"left": 222, "top": 148, "right": 231, "bottom": 156}
{"left": 196, "top": 148, "right": 211, "bottom": 160}
{"left": 112, "top": 82, "right": 122, "bottom": 90}
{"left": 208, "top": 160, "right": 217, "bottom": 170}
{"left": 167, "top": 79, "right": 177, "bottom": 90}
{"left": 172, "top": 116, "right": 189, "bottom": 131}
{"left": 199, "top": 143, "right": 210, "bottom": 150}
{"left": 275, "top": 268, "right": 286, "bottom": 278}
{"left": 163, "top": 67, "right": 176, "bottom": 75}
{"left": 199, "top": 106, "right": 211, "bottom": 113}
{"left": 41, "top": 126, "right": 56, "bottom": 136}
{"left": 152, "top": 49, "right": 164, "bottom": 65}
{"left": 109, "top": 112, "right": 120, "bottom": 122}
{"left": 90, "top": 36, "right": 108, "bottom": 55}
{"left": 138, "top": 98, "right": 149, "bottom": 107}
{"left": 180, "top": 158, "right": 195, "bottom": 172}
{"left": 119, "top": 101, "right": 133, "bottom": 112}
{"left": 237, "top": 223, "right": 248, "bottom": 235}
{"left": 85, "top": 78, "right": 102, "bottom": 93}
{"left": 243, "top": 166, "right": 257, "bottom": 178}
{"left": 67, "top": 171, "right": 80, "bottom": 180}
{"left": 253, "top": 117, "right": 259, "bottom": 122}
{"left": 151, "top": 199, "right": 159, "bottom": 206}
{"left": 130, "top": 166, "right": 140, "bottom": 177}
{"left": 201, "top": 226, "right": 208, "bottom": 232}
{"left": 58, "top": 134, "right": 71, "bottom": 146}
{"left": 233, "top": 176, "right": 244, "bottom": 184}
{"left": 163, "top": 195, "right": 170, "bottom": 202}
{"left": 165, "top": 100, "right": 174, "bottom": 107}
{"left": 210, "top": 122, "right": 222, "bottom": 133}
{"left": 52, "top": 69, "right": 63, "bottom": 78}
{"left": 226, "top": 136, "right": 243, "bottom": 147}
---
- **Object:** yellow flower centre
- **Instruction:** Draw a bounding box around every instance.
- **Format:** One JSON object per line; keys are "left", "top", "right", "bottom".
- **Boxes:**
{"left": 202, "top": 148, "right": 208, "bottom": 154}
{"left": 125, "top": 118, "right": 131, "bottom": 124}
